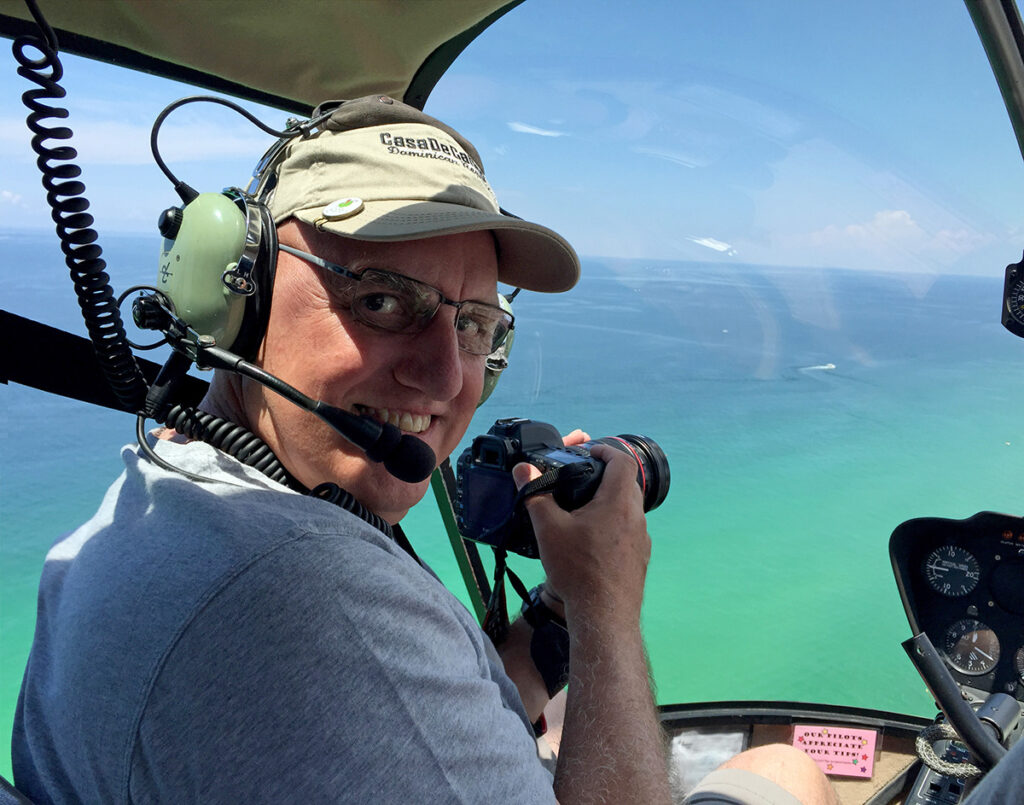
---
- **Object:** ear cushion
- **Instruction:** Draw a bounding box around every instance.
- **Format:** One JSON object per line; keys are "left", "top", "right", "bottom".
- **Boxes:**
{"left": 229, "top": 201, "right": 277, "bottom": 361}
{"left": 478, "top": 293, "right": 514, "bottom": 406}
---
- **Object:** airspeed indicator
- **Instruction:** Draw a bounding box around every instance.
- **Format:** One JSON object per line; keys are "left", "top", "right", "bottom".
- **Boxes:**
{"left": 1002, "top": 262, "right": 1024, "bottom": 338}
{"left": 943, "top": 619, "right": 1000, "bottom": 675}
{"left": 923, "top": 546, "right": 980, "bottom": 597}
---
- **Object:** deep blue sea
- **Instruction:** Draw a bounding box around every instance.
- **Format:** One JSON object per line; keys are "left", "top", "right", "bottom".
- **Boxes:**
{"left": 5, "top": 229, "right": 1024, "bottom": 778}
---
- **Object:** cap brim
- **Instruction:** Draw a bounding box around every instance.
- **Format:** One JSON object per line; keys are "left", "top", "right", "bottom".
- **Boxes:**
{"left": 292, "top": 199, "right": 580, "bottom": 293}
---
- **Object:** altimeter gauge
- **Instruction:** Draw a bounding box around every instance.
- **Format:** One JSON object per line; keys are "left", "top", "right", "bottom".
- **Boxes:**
{"left": 923, "top": 546, "right": 980, "bottom": 597}
{"left": 1002, "top": 259, "right": 1024, "bottom": 338}
{"left": 943, "top": 618, "right": 1000, "bottom": 675}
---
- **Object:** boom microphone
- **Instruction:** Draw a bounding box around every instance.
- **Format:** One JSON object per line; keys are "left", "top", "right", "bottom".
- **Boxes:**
{"left": 198, "top": 344, "right": 437, "bottom": 483}
{"left": 311, "top": 400, "right": 436, "bottom": 483}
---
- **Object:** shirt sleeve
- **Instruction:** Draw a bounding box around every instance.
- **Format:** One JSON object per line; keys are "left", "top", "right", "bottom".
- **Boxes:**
{"left": 128, "top": 531, "right": 556, "bottom": 804}
{"left": 963, "top": 739, "right": 1024, "bottom": 805}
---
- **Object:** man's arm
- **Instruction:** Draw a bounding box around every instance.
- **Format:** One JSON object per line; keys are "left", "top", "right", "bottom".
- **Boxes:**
{"left": 513, "top": 446, "right": 672, "bottom": 805}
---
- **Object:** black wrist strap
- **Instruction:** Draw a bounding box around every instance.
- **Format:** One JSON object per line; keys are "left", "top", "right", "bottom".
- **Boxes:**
{"left": 521, "top": 585, "right": 566, "bottom": 629}
{"left": 521, "top": 585, "right": 571, "bottom": 697}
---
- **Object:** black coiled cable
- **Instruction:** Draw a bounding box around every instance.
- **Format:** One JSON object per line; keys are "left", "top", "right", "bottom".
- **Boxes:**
{"left": 161, "top": 405, "right": 297, "bottom": 487}
{"left": 11, "top": 1, "right": 397, "bottom": 543}
{"left": 159, "top": 405, "right": 395, "bottom": 538}
{"left": 12, "top": 3, "right": 149, "bottom": 413}
{"left": 308, "top": 482, "right": 395, "bottom": 540}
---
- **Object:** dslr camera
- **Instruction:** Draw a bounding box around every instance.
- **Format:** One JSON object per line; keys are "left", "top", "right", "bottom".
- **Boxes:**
{"left": 454, "top": 418, "right": 670, "bottom": 558}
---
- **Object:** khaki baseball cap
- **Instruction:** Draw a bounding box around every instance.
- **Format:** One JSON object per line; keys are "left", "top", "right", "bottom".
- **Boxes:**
{"left": 266, "top": 95, "right": 580, "bottom": 293}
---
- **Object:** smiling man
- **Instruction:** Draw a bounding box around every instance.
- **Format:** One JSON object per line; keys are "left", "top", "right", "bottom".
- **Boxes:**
{"left": 205, "top": 225, "right": 501, "bottom": 524}
{"left": 11, "top": 96, "right": 832, "bottom": 805}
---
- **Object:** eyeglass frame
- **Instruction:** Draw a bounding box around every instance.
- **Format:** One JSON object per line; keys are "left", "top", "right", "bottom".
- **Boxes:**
{"left": 277, "top": 243, "right": 514, "bottom": 356}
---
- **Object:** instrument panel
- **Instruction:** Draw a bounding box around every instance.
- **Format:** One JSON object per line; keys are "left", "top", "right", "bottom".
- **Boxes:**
{"left": 890, "top": 512, "right": 1024, "bottom": 699}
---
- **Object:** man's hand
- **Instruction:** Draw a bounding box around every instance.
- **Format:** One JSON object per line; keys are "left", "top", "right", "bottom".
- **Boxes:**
{"left": 511, "top": 436, "right": 670, "bottom": 804}
{"left": 512, "top": 444, "right": 651, "bottom": 630}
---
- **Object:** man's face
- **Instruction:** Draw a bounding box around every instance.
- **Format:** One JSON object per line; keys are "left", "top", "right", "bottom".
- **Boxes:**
{"left": 242, "top": 220, "right": 497, "bottom": 522}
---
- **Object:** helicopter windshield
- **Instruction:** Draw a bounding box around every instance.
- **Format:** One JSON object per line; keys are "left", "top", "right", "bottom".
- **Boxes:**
{"left": 418, "top": 0, "right": 1024, "bottom": 716}
{"left": 3, "top": 2, "right": 1024, "bottom": 782}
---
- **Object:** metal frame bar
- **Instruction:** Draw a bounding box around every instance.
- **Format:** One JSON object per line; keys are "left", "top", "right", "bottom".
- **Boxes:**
{"left": 965, "top": 0, "right": 1024, "bottom": 161}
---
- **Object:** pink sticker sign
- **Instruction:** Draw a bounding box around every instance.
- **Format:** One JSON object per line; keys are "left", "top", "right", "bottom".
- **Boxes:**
{"left": 792, "top": 725, "right": 877, "bottom": 778}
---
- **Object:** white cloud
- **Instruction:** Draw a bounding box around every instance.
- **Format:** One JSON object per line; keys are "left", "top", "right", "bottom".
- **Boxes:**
{"left": 802, "top": 209, "right": 986, "bottom": 255}
{"left": 81, "top": 120, "right": 275, "bottom": 166}
{"left": 804, "top": 209, "right": 921, "bottom": 248}
{"left": 775, "top": 209, "right": 992, "bottom": 273}
{"left": 508, "top": 121, "right": 567, "bottom": 138}
{"left": 1, "top": 190, "right": 23, "bottom": 205}
{"left": 740, "top": 137, "right": 1004, "bottom": 274}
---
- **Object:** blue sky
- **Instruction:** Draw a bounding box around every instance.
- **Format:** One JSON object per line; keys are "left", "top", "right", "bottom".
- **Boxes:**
{"left": 2, "top": 0, "right": 1024, "bottom": 277}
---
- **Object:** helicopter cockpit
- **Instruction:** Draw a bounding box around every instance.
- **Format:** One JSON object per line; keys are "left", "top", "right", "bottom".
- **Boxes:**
{"left": 5, "top": 1, "right": 1024, "bottom": 803}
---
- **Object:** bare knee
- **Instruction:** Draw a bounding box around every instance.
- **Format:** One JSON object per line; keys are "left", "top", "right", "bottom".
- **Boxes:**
{"left": 720, "top": 744, "right": 839, "bottom": 805}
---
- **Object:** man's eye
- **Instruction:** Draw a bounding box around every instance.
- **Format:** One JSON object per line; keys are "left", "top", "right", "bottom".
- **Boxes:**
{"left": 359, "top": 293, "right": 402, "bottom": 315}
{"left": 456, "top": 315, "right": 483, "bottom": 336}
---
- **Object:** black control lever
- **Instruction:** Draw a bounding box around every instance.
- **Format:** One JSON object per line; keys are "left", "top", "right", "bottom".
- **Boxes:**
{"left": 899, "top": 690, "right": 1019, "bottom": 805}
{"left": 975, "top": 692, "right": 1021, "bottom": 745}
{"left": 903, "top": 633, "right": 1008, "bottom": 769}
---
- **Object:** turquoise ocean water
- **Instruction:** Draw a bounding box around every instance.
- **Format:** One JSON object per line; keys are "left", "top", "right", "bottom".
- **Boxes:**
{"left": 5, "top": 230, "right": 1024, "bottom": 779}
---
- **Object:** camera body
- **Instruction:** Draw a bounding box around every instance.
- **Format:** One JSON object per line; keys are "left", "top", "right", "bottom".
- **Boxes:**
{"left": 454, "top": 418, "right": 603, "bottom": 558}
{"left": 454, "top": 417, "right": 670, "bottom": 558}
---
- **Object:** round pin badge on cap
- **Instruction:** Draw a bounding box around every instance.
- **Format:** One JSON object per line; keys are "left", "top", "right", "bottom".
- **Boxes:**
{"left": 322, "top": 197, "right": 364, "bottom": 220}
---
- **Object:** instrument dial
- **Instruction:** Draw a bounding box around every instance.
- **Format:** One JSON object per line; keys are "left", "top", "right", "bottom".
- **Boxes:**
{"left": 923, "top": 546, "right": 980, "bottom": 597}
{"left": 943, "top": 619, "right": 1000, "bottom": 675}
{"left": 1004, "top": 271, "right": 1024, "bottom": 337}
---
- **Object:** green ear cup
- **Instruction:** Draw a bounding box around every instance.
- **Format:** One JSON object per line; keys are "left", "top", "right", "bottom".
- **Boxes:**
{"left": 157, "top": 193, "right": 249, "bottom": 349}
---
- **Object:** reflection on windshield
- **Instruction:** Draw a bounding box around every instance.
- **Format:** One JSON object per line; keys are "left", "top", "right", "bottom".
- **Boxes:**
{"left": 423, "top": 0, "right": 1024, "bottom": 714}
{"left": 431, "top": 2, "right": 1022, "bottom": 276}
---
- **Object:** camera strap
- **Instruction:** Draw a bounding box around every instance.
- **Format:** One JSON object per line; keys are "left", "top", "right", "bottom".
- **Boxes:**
{"left": 481, "top": 465, "right": 582, "bottom": 643}
{"left": 483, "top": 550, "right": 571, "bottom": 699}
{"left": 482, "top": 549, "right": 514, "bottom": 643}
{"left": 482, "top": 549, "right": 535, "bottom": 642}
{"left": 515, "top": 463, "right": 589, "bottom": 502}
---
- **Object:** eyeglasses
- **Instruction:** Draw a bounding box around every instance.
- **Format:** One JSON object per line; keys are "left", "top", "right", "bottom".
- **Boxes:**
{"left": 278, "top": 244, "right": 514, "bottom": 356}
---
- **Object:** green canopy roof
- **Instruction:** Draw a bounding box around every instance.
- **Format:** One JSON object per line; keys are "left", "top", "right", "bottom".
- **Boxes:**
{"left": 0, "top": 0, "right": 523, "bottom": 112}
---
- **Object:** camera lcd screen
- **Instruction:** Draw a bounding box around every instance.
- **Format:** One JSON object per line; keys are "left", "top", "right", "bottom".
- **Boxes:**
{"left": 540, "top": 448, "right": 584, "bottom": 466}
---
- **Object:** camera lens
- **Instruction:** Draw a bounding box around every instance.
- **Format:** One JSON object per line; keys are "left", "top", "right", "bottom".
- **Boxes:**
{"left": 585, "top": 434, "right": 670, "bottom": 512}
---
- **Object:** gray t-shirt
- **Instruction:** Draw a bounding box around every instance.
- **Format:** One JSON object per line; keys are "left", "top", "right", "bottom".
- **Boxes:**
{"left": 963, "top": 738, "right": 1024, "bottom": 804}
{"left": 13, "top": 439, "right": 554, "bottom": 803}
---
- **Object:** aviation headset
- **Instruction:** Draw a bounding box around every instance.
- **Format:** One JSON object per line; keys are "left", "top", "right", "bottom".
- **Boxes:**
{"left": 153, "top": 100, "right": 513, "bottom": 404}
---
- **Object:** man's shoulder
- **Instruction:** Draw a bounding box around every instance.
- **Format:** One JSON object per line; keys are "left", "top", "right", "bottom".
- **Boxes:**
{"left": 81, "top": 437, "right": 404, "bottom": 574}
{"left": 125, "top": 494, "right": 549, "bottom": 804}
